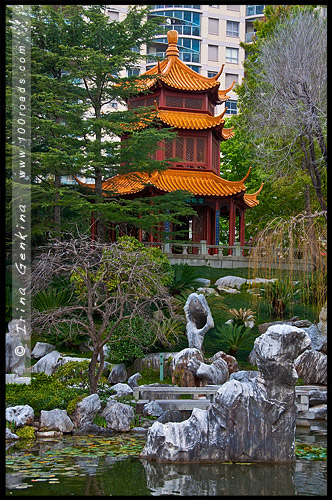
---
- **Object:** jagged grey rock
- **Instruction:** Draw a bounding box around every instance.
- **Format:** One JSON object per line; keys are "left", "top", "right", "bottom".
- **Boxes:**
{"left": 157, "top": 410, "right": 184, "bottom": 424}
{"left": 73, "top": 423, "right": 113, "bottom": 436}
{"left": 207, "top": 351, "right": 239, "bottom": 376}
{"left": 31, "top": 351, "right": 63, "bottom": 376}
{"left": 294, "top": 349, "right": 327, "bottom": 385}
{"left": 102, "top": 402, "right": 134, "bottom": 432}
{"left": 187, "top": 353, "right": 229, "bottom": 385}
{"left": 31, "top": 342, "right": 55, "bottom": 359}
{"left": 171, "top": 348, "right": 205, "bottom": 387}
{"left": 108, "top": 383, "right": 133, "bottom": 398}
{"left": 215, "top": 276, "right": 247, "bottom": 289}
{"left": 301, "top": 324, "right": 326, "bottom": 352}
{"left": 127, "top": 372, "right": 142, "bottom": 389}
{"left": 195, "top": 278, "right": 211, "bottom": 287}
{"left": 5, "top": 333, "right": 28, "bottom": 376}
{"left": 108, "top": 363, "right": 128, "bottom": 384}
{"left": 141, "top": 325, "right": 311, "bottom": 463}
{"left": 6, "top": 428, "right": 19, "bottom": 440}
{"left": 71, "top": 394, "right": 101, "bottom": 429}
{"left": 143, "top": 401, "right": 164, "bottom": 417}
{"left": 5, "top": 374, "right": 31, "bottom": 384}
{"left": 230, "top": 370, "right": 258, "bottom": 383}
{"left": 6, "top": 405, "right": 34, "bottom": 427}
{"left": 184, "top": 293, "right": 214, "bottom": 350}
{"left": 318, "top": 304, "right": 327, "bottom": 336}
{"left": 39, "top": 409, "right": 74, "bottom": 433}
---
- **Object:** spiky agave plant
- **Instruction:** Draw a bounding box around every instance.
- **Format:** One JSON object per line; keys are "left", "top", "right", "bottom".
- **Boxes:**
{"left": 228, "top": 307, "right": 256, "bottom": 328}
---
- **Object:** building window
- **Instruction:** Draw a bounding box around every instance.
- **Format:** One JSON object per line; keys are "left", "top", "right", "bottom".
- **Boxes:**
{"left": 127, "top": 68, "right": 140, "bottom": 77}
{"left": 107, "top": 10, "right": 119, "bottom": 21}
{"left": 226, "top": 20, "right": 239, "bottom": 37}
{"left": 225, "top": 100, "right": 237, "bottom": 115}
{"left": 208, "top": 18, "right": 219, "bottom": 35}
{"left": 225, "top": 73, "right": 238, "bottom": 87}
{"left": 208, "top": 44, "right": 218, "bottom": 62}
{"left": 227, "top": 5, "right": 240, "bottom": 11}
{"left": 208, "top": 71, "right": 218, "bottom": 78}
{"left": 226, "top": 47, "right": 239, "bottom": 64}
{"left": 165, "top": 136, "right": 206, "bottom": 164}
{"left": 246, "top": 5, "right": 265, "bottom": 16}
{"left": 209, "top": 5, "right": 219, "bottom": 7}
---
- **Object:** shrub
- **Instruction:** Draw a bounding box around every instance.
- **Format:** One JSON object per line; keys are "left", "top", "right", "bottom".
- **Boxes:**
{"left": 53, "top": 360, "right": 91, "bottom": 390}
{"left": 168, "top": 263, "right": 202, "bottom": 296}
{"left": 6, "top": 373, "right": 88, "bottom": 417}
{"left": 228, "top": 308, "right": 256, "bottom": 328}
{"left": 215, "top": 323, "right": 257, "bottom": 357}
{"left": 262, "top": 280, "right": 300, "bottom": 318}
{"left": 66, "top": 394, "right": 86, "bottom": 415}
{"left": 16, "top": 426, "right": 35, "bottom": 440}
{"left": 35, "top": 323, "right": 91, "bottom": 351}
{"left": 32, "top": 288, "right": 72, "bottom": 312}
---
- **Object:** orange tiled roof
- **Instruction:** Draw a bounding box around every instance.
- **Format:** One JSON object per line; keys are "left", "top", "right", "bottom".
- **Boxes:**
{"left": 137, "top": 30, "right": 228, "bottom": 94}
{"left": 243, "top": 183, "right": 264, "bottom": 207}
{"left": 76, "top": 168, "right": 253, "bottom": 198}
{"left": 156, "top": 106, "right": 226, "bottom": 130}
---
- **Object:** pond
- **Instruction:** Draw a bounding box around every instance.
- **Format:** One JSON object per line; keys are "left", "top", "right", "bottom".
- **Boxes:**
{"left": 6, "top": 423, "right": 327, "bottom": 496}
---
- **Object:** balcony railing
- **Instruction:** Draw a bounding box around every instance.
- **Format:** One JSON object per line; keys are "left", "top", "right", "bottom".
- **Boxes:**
{"left": 245, "top": 31, "right": 257, "bottom": 43}
{"left": 147, "top": 50, "right": 200, "bottom": 64}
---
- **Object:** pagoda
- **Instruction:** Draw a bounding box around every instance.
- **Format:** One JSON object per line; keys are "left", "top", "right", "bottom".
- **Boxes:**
{"left": 79, "top": 30, "right": 263, "bottom": 253}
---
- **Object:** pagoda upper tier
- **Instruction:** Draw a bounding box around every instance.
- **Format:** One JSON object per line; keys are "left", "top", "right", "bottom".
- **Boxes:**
{"left": 129, "top": 30, "right": 235, "bottom": 113}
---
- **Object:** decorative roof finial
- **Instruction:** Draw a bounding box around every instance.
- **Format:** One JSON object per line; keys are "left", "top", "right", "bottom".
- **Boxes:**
{"left": 166, "top": 30, "right": 179, "bottom": 58}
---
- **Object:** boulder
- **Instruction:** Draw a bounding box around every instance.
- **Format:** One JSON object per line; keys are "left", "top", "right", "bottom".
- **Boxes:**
{"left": 127, "top": 372, "right": 142, "bottom": 389}
{"left": 301, "top": 324, "right": 326, "bottom": 352}
{"left": 36, "top": 431, "right": 63, "bottom": 439}
{"left": 6, "top": 428, "right": 19, "bottom": 440}
{"left": 39, "top": 409, "right": 73, "bottom": 433}
{"left": 294, "top": 349, "right": 327, "bottom": 385}
{"left": 196, "top": 287, "right": 219, "bottom": 296}
{"left": 184, "top": 293, "right": 214, "bottom": 350}
{"left": 207, "top": 351, "right": 239, "bottom": 376}
{"left": 230, "top": 370, "right": 258, "bottom": 383}
{"left": 31, "top": 342, "right": 55, "bottom": 359}
{"left": 217, "top": 286, "right": 240, "bottom": 294}
{"left": 108, "top": 363, "right": 128, "bottom": 384}
{"left": 171, "top": 348, "right": 205, "bottom": 387}
{"left": 215, "top": 276, "right": 247, "bottom": 290}
{"left": 141, "top": 325, "right": 311, "bottom": 463}
{"left": 31, "top": 351, "right": 63, "bottom": 376}
{"left": 157, "top": 410, "right": 183, "bottom": 424}
{"left": 5, "top": 333, "right": 28, "bottom": 376}
{"left": 318, "top": 304, "right": 327, "bottom": 336}
{"left": 60, "top": 356, "right": 91, "bottom": 365}
{"left": 307, "top": 404, "right": 327, "bottom": 420}
{"left": 101, "top": 402, "right": 135, "bottom": 432}
{"left": 6, "top": 405, "right": 34, "bottom": 427}
{"left": 188, "top": 353, "right": 229, "bottom": 386}
{"left": 142, "top": 401, "right": 164, "bottom": 418}
{"left": 6, "top": 374, "right": 31, "bottom": 384}
{"left": 71, "top": 394, "right": 101, "bottom": 429}
{"left": 108, "top": 383, "right": 133, "bottom": 399}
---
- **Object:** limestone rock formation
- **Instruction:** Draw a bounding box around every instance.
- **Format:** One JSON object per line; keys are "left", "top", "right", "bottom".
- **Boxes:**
{"left": 31, "top": 351, "right": 63, "bottom": 376}
{"left": 294, "top": 349, "right": 327, "bottom": 385}
{"left": 71, "top": 394, "right": 101, "bottom": 429}
{"left": 141, "top": 325, "right": 311, "bottom": 463}
{"left": 39, "top": 409, "right": 74, "bottom": 433}
{"left": 31, "top": 342, "right": 55, "bottom": 359}
{"left": 171, "top": 348, "right": 205, "bottom": 387}
{"left": 6, "top": 405, "right": 34, "bottom": 427}
{"left": 108, "top": 363, "right": 128, "bottom": 384}
{"left": 184, "top": 293, "right": 214, "bottom": 350}
{"left": 101, "top": 402, "right": 134, "bottom": 432}
{"left": 187, "top": 352, "right": 229, "bottom": 385}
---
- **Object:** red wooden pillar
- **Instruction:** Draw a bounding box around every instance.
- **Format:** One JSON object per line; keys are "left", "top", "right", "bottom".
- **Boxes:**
{"left": 239, "top": 208, "right": 246, "bottom": 255}
{"left": 205, "top": 205, "right": 211, "bottom": 253}
{"left": 228, "top": 198, "right": 236, "bottom": 255}
{"left": 214, "top": 200, "right": 220, "bottom": 255}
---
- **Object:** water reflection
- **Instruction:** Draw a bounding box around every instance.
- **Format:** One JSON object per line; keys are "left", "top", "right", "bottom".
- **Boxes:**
{"left": 142, "top": 460, "right": 297, "bottom": 496}
{"left": 6, "top": 423, "right": 327, "bottom": 496}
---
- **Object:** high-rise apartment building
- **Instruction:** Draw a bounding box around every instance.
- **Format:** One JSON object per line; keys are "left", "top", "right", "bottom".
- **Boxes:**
{"left": 105, "top": 4, "right": 265, "bottom": 116}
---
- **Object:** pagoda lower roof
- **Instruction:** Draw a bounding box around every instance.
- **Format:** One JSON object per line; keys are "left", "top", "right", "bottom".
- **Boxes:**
{"left": 156, "top": 107, "right": 234, "bottom": 140}
{"left": 76, "top": 168, "right": 262, "bottom": 207}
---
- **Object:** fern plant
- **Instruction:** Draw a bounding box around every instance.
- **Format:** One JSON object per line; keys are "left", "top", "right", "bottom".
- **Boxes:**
{"left": 228, "top": 308, "right": 256, "bottom": 328}
{"left": 32, "top": 288, "right": 72, "bottom": 312}
{"left": 215, "top": 323, "right": 257, "bottom": 357}
{"left": 168, "top": 263, "right": 202, "bottom": 296}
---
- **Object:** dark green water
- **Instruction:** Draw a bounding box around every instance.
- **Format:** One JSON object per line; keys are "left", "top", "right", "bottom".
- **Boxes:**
{"left": 6, "top": 425, "right": 327, "bottom": 496}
